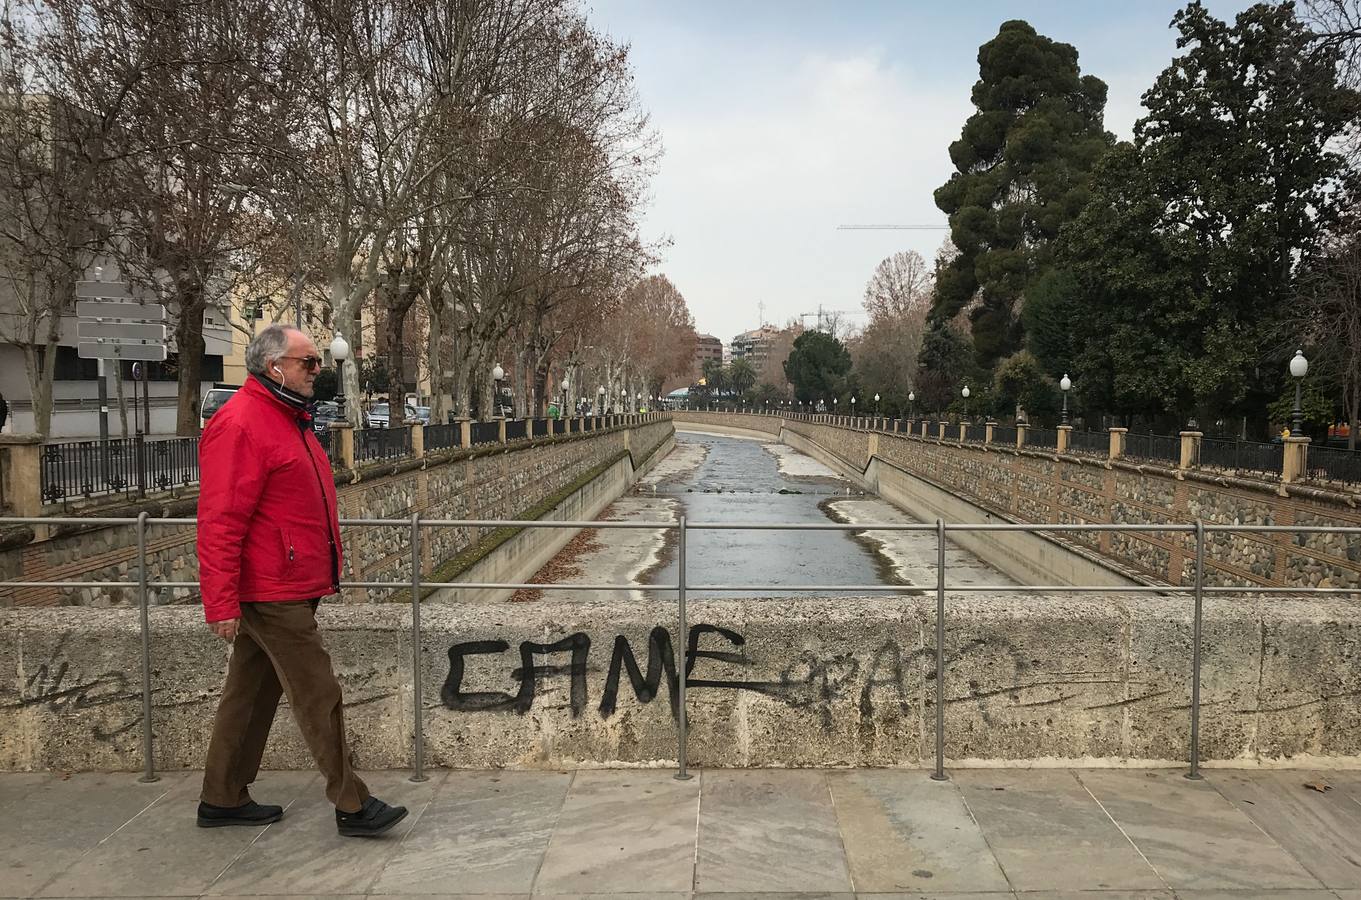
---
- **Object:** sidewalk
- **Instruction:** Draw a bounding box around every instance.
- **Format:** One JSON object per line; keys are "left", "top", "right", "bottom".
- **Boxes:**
{"left": 5, "top": 766, "right": 1361, "bottom": 899}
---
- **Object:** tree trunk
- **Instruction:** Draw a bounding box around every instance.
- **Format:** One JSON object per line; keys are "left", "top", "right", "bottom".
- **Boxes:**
{"left": 174, "top": 280, "right": 206, "bottom": 435}
{"left": 427, "top": 298, "right": 445, "bottom": 423}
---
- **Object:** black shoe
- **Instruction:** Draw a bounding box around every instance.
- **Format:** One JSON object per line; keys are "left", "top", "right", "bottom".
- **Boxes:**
{"left": 196, "top": 799, "right": 284, "bottom": 828}
{"left": 336, "top": 796, "right": 408, "bottom": 837}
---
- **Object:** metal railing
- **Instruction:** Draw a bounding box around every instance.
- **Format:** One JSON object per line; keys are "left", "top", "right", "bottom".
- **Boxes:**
{"left": 504, "top": 419, "right": 528, "bottom": 441}
{"left": 40, "top": 435, "right": 200, "bottom": 505}
{"left": 964, "top": 423, "right": 988, "bottom": 443}
{"left": 1026, "top": 427, "right": 1058, "bottom": 449}
{"left": 1197, "top": 437, "right": 1283, "bottom": 478}
{"left": 1067, "top": 429, "right": 1109, "bottom": 456}
{"left": 6, "top": 514, "right": 1361, "bottom": 786}
{"left": 355, "top": 426, "right": 412, "bottom": 463}
{"left": 425, "top": 423, "right": 459, "bottom": 451}
{"left": 470, "top": 421, "right": 500, "bottom": 445}
{"left": 1122, "top": 431, "right": 1181, "bottom": 465}
{"left": 1308, "top": 445, "right": 1361, "bottom": 485}
{"left": 992, "top": 425, "right": 1018, "bottom": 445}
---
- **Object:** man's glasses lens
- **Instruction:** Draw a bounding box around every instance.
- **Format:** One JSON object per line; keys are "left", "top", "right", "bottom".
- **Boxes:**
{"left": 283, "top": 355, "right": 323, "bottom": 370}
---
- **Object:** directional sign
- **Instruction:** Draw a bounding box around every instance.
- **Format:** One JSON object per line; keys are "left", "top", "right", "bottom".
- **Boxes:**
{"left": 77, "top": 321, "right": 167, "bottom": 342}
{"left": 78, "top": 341, "right": 167, "bottom": 361}
{"left": 76, "top": 300, "right": 166, "bottom": 322}
{"left": 74, "top": 280, "right": 162, "bottom": 300}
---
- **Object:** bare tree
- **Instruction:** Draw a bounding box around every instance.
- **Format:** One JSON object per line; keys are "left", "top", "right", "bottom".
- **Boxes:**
{"left": 863, "top": 250, "right": 932, "bottom": 320}
{"left": 1294, "top": 231, "right": 1361, "bottom": 448}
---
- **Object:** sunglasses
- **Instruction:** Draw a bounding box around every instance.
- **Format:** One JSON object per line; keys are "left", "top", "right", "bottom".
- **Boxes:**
{"left": 279, "top": 355, "right": 323, "bottom": 370}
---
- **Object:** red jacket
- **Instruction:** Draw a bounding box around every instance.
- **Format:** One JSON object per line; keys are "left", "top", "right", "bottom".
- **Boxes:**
{"left": 197, "top": 377, "right": 343, "bottom": 622}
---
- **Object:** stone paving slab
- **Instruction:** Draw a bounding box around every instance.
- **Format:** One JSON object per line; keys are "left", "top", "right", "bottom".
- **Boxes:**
{"left": 5, "top": 768, "right": 1361, "bottom": 898}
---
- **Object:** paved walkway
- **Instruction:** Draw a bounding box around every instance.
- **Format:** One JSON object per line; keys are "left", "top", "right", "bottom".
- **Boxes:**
{"left": 5, "top": 767, "right": 1361, "bottom": 899}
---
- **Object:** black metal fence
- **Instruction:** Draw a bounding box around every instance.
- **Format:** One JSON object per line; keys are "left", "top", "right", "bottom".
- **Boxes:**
{"left": 504, "top": 419, "right": 528, "bottom": 441}
{"left": 355, "top": 427, "right": 412, "bottom": 463}
{"left": 40, "top": 436, "right": 200, "bottom": 505}
{"left": 1068, "top": 429, "right": 1109, "bottom": 456}
{"left": 992, "top": 425, "right": 1018, "bottom": 445}
{"left": 1124, "top": 432, "right": 1181, "bottom": 465}
{"left": 964, "top": 423, "right": 988, "bottom": 443}
{"left": 1196, "top": 437, "right": 1283, "bottom": 478}
{"left": 425, "top": 423, "right": 459, "bottom": 451}
{"left": 531, "top": 417, "right": 551, "bottom": 437}
{"left": 1308, "top": 445, "right": 1361, "bottom": 485}
{"left": 1026, "top": 427, "right": 1058, "bottom": 449}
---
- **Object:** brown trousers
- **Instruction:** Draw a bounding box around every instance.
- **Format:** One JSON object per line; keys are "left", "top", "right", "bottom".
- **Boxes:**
{"left": 201, "top": 599, "right": 369, "bottom": 813}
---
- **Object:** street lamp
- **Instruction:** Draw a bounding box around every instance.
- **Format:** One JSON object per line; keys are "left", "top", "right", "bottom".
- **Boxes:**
{"left": 1290, "top": 350, "right": 1308, "bottom": 436}
{"left": 597, "top": 385, "right": 605, "bottom": 415}
{"left": 330, "top": 334, "right": 350, "bottom": 424}
{"left": 560, "top": 377, "right": 569, "bottom": 417}
{"left": 874, "top": 393, "right": 880, "bottom": 416}
{"left": 491, "top": 363, "right": 505, "bottom": 418}
{"left": 961, "top": 385, "right": 970, "bottom": 425}
{"left": 1059, "top": 374, "right": 1071, "bottom": 426}
{"left": 635, "top": 391, "right": 642, "bottom": 413}
{"left": 908, "top": 390, "right": 915, "bottom": 420}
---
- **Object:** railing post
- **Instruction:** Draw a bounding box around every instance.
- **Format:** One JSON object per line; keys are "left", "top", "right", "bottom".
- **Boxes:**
{"left": 134, "top": 432, "right": 147, "bottom": 499}
{"left": 526, "top": 418, "right": 534, "bottom": 440}
{"left": 410, "top": 512, "right": 427, "bottom": 782}
{"left": 1016, "top": 422, "right": 1027, "bottom": 449}
{"left": 1179, "top": 429, "right": 1202, "bottom": 470}
{"left": 458, "top": 418, "right": 471, "bottom": 449}
{"left": 931, "top": 518, "right": 948, "bottom": 782}
{"left": 136, "top": 511, "right": 159, "bottom": 783}
{"left": 497, "top": 418, "right": 507, "bottom": 444}
{"left": 1186, "top": 520, "right": 1205, "bottom": 781}
{"left": 410, "top": 422, "right": 425, "bottom": 459}
{"left": 0, "top": 435, "right": 43, "bottom": 516}
{"left": 937, "top": 421, "right": 947, "bottom": 441}
{"left": 330, "top": 422, "right": 355, "bottom": 471}
{"left": 675, "top": 515, "right": 691, "bottom": 781}
{"left": 920, "top": 420, "right": 928, "bottom": 438}
{"left": 957, "top": 422, "right": 967, "bottom": 443}
{"left": 1109, "top": 427, "right": 1127, "bottom": 460}
{"left": 985, "top": 420, "right": 996, "bottom": 444}
{"left": 1282, "top": 435, "right": 1310, "bottom": 483}
{"left": 1057, "top": 425, "right": 1072, "bottom": 454}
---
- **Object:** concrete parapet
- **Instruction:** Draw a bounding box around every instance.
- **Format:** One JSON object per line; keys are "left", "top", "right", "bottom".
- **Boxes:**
{"left": 0, "top": 434, "right": 43, "bottom": 517}
{"left": 6, "top": 593, "right": 1361, "bottom": 771}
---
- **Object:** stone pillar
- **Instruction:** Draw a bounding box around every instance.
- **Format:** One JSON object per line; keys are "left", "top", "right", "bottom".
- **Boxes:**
{"left": 937, "top": 421, "right": 947, "bottom": 440}
{"left": 498, "top": 418, "right": 507, "bottom": 443}
{"left": 0, "top": 434, "right": 43, "bottom": 516}
{"left": 1109, "top": 427, "right": 1127, "bottom": 460}
{"left": 920, "top": 421, "right": 928, "bottom": 438}
{"left": 1016, "top": 423, "right": 1027, "bottom": 449}
{"left": 458, "top": 418, "right": 471, "bottom": 449}
{"left": 410, "top": 422, "right": 425, "bottom": 459}
{"left": 1057, "top": 425, "right": 1072, "bottom": 454}
{"left": 957, "top": 422, "right": 967, "bottom": 442}
{"left": 1179, "top": 430, "right": 1202, "bottom": 470}
{"left": 1282, "top": 436, "right": 1311, "bottom": 483}
{"left": 526, "top": 418, "right": 534, "bottom": 440}
{"left": 547, "top": 418, "right": 556, "bottom": 437}
{"left": 330, "top": 422, "right": 355, "bottom": 471}
{"left": 985, "top": 421, "right": 996, "bottom": 444}
{"left": 867, "top": 432, "right": 879, "bottom": 464}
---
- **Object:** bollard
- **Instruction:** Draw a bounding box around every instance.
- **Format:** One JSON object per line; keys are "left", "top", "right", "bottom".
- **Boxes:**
{"left": 137, "top": 511, "right": 159, "bottom": 783}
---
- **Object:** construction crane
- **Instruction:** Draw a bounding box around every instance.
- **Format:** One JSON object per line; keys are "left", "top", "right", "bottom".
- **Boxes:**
{"left": 835, "top": 224, "right": 949, "bottom": 231}
{"left": 798, "top": 304, "right": 865, "bottom": 334}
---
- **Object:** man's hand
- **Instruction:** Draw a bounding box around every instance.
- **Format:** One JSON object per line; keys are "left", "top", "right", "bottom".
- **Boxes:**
{"left": 210, "top": 617, "right": 241, "bottom": 643}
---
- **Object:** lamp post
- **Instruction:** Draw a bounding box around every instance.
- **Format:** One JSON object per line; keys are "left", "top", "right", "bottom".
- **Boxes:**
{"left": 961, "top": 385, "right": 970, "bottom": 425}
{"left": 1059, "top": 374, "right": 1071, "bottom": 426}
{"left": 1290, "top": 350, "right": 1308, "bottom": 436}
{"left": 560, "top": 377, "right": 569, "bottom": 417}
{"left": 874, "top": 393, "right": 880, "bottom": 416}
{"left": 491, "top": 363, "right": 505, "bottom": 418}
{"left": 597, "top": 385, "right": 605, "bottom": 415}
{"left": 330, "top": 334, "right": 350, "bottom": 424}
{"left": 908, "top": 390, "right": 915, "bottom": 420}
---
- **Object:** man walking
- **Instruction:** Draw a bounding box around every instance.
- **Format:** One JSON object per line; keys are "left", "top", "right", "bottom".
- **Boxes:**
{"left": 196, "top": 324, "right": 407, "bottom": 837}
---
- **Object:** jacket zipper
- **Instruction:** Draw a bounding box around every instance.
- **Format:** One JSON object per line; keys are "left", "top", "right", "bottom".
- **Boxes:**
{"left": 297, "top": 425, "right": 340, "bottom": 590}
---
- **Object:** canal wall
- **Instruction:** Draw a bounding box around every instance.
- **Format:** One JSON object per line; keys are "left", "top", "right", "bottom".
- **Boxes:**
{"left": 5, "top": 594, "right": 1361, "bottom": 771}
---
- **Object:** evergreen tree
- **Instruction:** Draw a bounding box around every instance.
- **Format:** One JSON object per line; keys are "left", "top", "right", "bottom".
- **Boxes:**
{"left": 783, "top": 331, "right": 852, "bottom": 405}
{"left": 931, "top": 19, "right": 1111, "bottom": 368}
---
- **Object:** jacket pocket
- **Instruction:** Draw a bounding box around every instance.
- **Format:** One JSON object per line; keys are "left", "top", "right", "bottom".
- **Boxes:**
{"left": 282, "top": 528, "right": 295, "bottom": 568}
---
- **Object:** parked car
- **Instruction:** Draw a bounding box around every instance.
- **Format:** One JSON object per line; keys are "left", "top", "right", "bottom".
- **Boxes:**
{"left": 312, "top": 400, "right": 343, "bottom": 434}
{"left": 199, "top": 386, "right": 238, "bottom": 429}
{"left": 366, "top": 401, "right": 417, "bottom": 428}
{"left": 410, "top": 405, "right": 431, "bottom": 424}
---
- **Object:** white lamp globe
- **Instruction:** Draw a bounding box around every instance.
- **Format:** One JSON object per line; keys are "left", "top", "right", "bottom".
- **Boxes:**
{"left": 329, "top": 334, "right": 349, "bottom": 362}
{"left": 1290, "top": 350, "right": 1308, "bottom": 378}
{"left": 1060, "top": 374, "right": 1072, "bottom": 392}
{"left": 962, "top": 385, "right": 970, "bottom": 399}
{"left": 491, "top": 363, "right": 504, "bottom": 381}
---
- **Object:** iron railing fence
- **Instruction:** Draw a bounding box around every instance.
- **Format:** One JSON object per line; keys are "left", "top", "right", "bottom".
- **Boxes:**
{"left": 314, "top": 429, "right": 333, "bottom": 457}
{"left": 425, "top": 423, "right": 459, "bottom": 451}
{"left": 1308, "top": 445, "right": 1361, "bottom": 486}
{"left": 1026, "top": 427, "right": 1058, "bottom": 449}
{"left": 530, "top": 417, "right": 550, "bottom": 437}
{"left": 1123, "top": 432, "right": 1182, "bottom": 465}
{"left": 355, "top": 426, "right": 412, "bottom": 463}
{"left": 504, "top": 419, "right": 528, "bottom": 442}
{"left": 470, "top": 421, "right": 500, "bottom": 445}
{"left": 1067, "top": 429, "right": 1109, "bottom": 456}
{"left": 6, "top": 515, "right": 1361, "bottom": 787}
{"left": 1196, "top": 437, "right": 1283, "bottom": 478}
{"left": 964, "top": 423, "right": 988, "bottom": 443}
{"left": 40, "top": 436, "right": 200, "bottom": 505}
{"left": 992, "top": 425, "right": 1018, "bottom": 446}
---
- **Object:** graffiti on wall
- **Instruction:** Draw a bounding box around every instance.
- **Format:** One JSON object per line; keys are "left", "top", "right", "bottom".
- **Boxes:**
{"left": 441, "top": 623, "right": 915, "bottom": 726}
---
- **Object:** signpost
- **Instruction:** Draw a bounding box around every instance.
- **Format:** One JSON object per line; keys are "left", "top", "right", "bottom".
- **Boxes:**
{"left": 76, "top": 276, "right": 167, "bottom": 446}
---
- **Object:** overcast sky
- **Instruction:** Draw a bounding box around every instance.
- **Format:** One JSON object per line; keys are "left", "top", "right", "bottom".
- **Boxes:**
{"left": 587, "top": 0, "right": 1255, "bottom": 344}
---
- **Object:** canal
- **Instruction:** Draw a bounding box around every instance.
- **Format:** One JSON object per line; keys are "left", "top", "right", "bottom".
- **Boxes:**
{"left": 511, "top": 429, "right": 1012, "bottom": 602}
